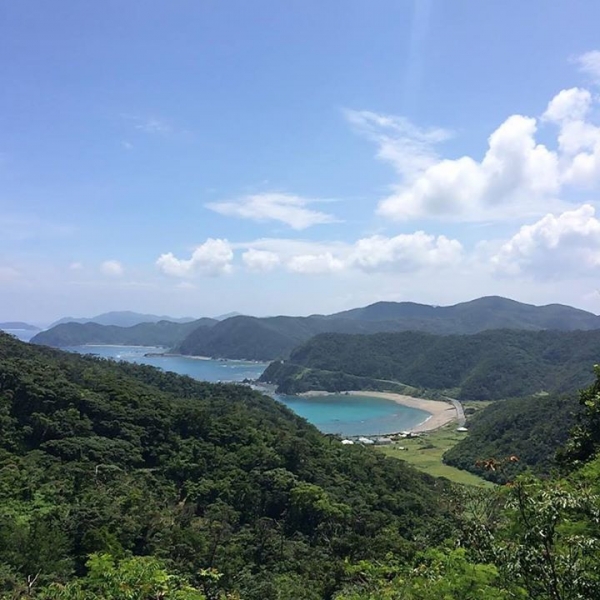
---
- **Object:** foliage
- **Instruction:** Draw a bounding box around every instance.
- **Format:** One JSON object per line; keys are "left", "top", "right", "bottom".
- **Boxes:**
{"left": 559, "top": 364, "right": 600, "bottom": 469}
{"left": 444, "top": 392, "right": 582, "bottom": 483}
{"left": 176, "top": 296, "right": 600, "bottom": 361}
{"left": 0, "top": 332, "right": 453, "bottom": 598}
{"left": 261, "top": 329, "right": 600, "bottom": 400}
{"left": 34, "top": 554, "right": 207, "bottom": 599}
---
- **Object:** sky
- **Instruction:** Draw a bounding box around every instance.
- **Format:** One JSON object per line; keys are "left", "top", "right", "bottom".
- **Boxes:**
{"left": 2, "top": 1, "right": 600, "bottom": 323}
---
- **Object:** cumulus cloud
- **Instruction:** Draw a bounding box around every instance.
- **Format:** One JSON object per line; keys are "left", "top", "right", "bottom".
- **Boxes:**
{"left": 375, "top": 113, "right": 559, "bottom": 221}
{"left": 100, "top": 260, "right": 124, "bottom": 277}
{"left": 156, "top": 238, "right": 233, "bottom": 277}
{"left": 237, "top": 231, "right": 463, "bottom": 275}
{"left": 287, "top": 252, "right": 346, "bottom": 274}
{"left": 242, "top": 249, "right": 280, "bottom": 272}
{"left": 350, "top": 81, "right": 600, "bottom": 222}
{"left": 491, "top": 204, "right": 600, "bottom": 277}
{"left": 542, "top": 88, "right": 600, "bottom": 188}
{"left": 206, "top": 193, "right": 339, "bottom": 230}
{"left": 348, "top": 232, "right": 463, "bottom": 272}
{"left": 576, "top": 50, "right": 600, "bottom": 85}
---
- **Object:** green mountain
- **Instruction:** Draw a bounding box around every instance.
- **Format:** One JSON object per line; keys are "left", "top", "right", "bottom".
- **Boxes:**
{"left": 49, "top": 310, "right": 198, "bottom": 328}
{"left": 31, "top": 318, "right": 216, "bottom": 348}
{"left": 331, "top": 296, "right": 600, "bottom": 331}
{"left": 176, "top": 296, "right": 600, "bottom": 360}
{"left": 0, "top": 331, "right": 451, "bottom": 598}
{"left": 443, "top": 392, "right": 583, "bottom": 483}
{"left": 260, "top": 329, "right": 600, "bottom": 400}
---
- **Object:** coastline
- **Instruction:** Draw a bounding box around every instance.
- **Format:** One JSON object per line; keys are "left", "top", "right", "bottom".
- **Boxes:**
{"left": 298, "top": 390, "right": 457, "bottom": 433}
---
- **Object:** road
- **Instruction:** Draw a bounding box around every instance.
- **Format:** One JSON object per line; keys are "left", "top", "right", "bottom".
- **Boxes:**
{"left": 444, "top": 396, "right": 466, "bottom": 427}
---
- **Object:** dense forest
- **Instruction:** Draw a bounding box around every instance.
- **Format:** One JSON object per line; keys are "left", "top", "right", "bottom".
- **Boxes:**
{"left": 261, "top": 329, "right": 600, "bottom": 400}
{"left": 33, "top": 296, "right": 600, "bottom": 360}
{"left": 4, "top": 329, "right": 600, "bottom": 598}
{"left": 0, "top": 331, "right": 453, "bottom": 598}
{"left": 443, "top": 392, "right": 583, "bottom": 483}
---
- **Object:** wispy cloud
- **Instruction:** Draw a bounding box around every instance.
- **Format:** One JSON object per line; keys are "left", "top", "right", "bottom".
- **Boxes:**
{"left": 206, "top": 193, "right": 340, "bottom": 230}
{"left": 120, "top": 114, "right": 186, "bottom": 138}
{"left": 575, "top": 50, "right": 600, "bottom": 86}
{"left": 344, "top": 109, "right": 451, "bottom": 180}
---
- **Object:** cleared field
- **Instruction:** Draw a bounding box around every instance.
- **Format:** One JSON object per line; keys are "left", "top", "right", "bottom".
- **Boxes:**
{"left": 377, "top": 424, "right": 493, "bottom": 487}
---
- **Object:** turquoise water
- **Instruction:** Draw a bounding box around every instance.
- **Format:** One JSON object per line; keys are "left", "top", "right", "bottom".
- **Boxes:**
{"left": 63, "top": 344, "right": 267, "bottom": 382}
{"left": 275, "top": 393, "right": 429, "bottom": 436}
{"left": 60, "top": 345, "right": 430, "bottom": 436}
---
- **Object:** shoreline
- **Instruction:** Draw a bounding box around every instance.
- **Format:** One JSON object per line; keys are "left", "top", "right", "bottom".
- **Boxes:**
{"left": 298, "top": 390, "right": 457, "bottom": 433}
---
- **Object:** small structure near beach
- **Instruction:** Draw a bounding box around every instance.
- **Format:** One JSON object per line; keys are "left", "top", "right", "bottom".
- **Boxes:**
{"left": 341, "top": 439, "right": 354, "bottom": 445}
{"left": 357, "top": 436, "right": 375, "bottom": 445}
{"left": 374, "top": 436, "right": 392, "bottom": 445}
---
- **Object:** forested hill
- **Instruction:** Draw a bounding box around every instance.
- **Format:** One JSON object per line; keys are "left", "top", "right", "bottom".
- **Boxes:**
{"left": 30, "top": 318, "right": 216, "bottom": 348}
{"left": 32, "top": 296, "right": 600, "bottom": 360}
{"left": 260, "top": 329, "right": 600, "bottom": 400}
{"left": 0, "top": 331, "right": 452, "bottom": 597}
{"left": 175, "top": 296, "right": 600, "bottom": 360}
{"left": 443, "top": 392, "right": 583, "bottom": 483}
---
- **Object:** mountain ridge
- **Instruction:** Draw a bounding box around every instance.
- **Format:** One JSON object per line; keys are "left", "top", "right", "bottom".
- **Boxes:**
{"left": 33, "top": 296, "right": 600, "bottom": 359}
{"left": 49, "top": 310, "right": 197, "bottom": 328}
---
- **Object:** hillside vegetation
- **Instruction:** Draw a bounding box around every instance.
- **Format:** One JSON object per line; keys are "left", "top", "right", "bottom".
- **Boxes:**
{"left": 260, "top": 329, "right": 600, "bottom": 400}
{"left": 32, "top": 296, "right": 600, "bottom": 360}
{"left": 0, "top": 332, "right": 452, "bottom": 598}
{"left": 31, "top": 318, "right": 216, "bottom": 348}
{"left": 443, "top": 392, "right": 583, "bottom": 483}
{"left": 175, "top": 296, "right": 600, "bottom": 360}
{"left": 3, "top": 331, "right": 600, "bottom": 597}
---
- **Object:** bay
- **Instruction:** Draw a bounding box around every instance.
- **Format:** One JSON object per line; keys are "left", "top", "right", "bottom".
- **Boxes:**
{"left": 62, "top": 344, "right": 430, "bottom": 436}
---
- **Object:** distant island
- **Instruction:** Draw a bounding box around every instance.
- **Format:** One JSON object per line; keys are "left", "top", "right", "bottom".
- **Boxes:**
{"left": 48, "top": 310, "right": 198, "bottom": 329}
{"left": 0, "top": 321, "right": 40, "bottom": 331}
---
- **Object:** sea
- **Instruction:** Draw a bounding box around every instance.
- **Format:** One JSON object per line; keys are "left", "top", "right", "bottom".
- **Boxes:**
{"left": 6, "top": 338, "right": 430, "bottom": 436}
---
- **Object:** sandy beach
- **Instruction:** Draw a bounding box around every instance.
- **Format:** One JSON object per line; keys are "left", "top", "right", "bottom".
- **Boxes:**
{"left": 299, "top": 390, "right": 457, "bottom": 433}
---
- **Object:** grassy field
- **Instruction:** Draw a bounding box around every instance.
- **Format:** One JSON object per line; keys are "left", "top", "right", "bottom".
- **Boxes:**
{"left": 377, "top": 424, "right": 493, "bottom": 487}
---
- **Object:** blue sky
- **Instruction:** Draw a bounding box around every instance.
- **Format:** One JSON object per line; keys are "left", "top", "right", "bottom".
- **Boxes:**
{"left": 2, "top": 1, "right": 600, "bottom": 323}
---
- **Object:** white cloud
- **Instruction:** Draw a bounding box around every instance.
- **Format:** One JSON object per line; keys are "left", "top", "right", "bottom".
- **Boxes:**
{"left": 287, "top": 252, "right": 345, "bottom": 274}
{"left": 236, "top": 231, "right": 463, "bottom": 275}
{"left": 206, "top": 193, "right": 339, "bottom": 230}
{"left": 344, "top": 109, "right": 451, "bottom": 179}
{"left": 376, "top": 113, "right": 559, "bottom": 221}
{"left": 576, "top": 50, "right": 600, "bottom": 86}
{"left": 542, "top": 87, "right": 592, "bottom": 124}
{"left": 491, "top": 204, "right": 600, "bottom": 277}
{"left": 156, "top": 238, "right": 233, "bottom": 277}
{"left": 242, "top": 249, "right": 280, "bottom": 272}
{"left": 69, "top": 262, "right": 83, "bottom": 271}
{"left": 349, "top": 81, "right": 600, "bottom": 222}
{"left": 100, "top": 260, "right": 124, "bottom": 277}
{"left": 541, "top": 88, "right": 600, "bottom": 188}
{"left": 348, "top": 232, "right": 463, "bottom": 272}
